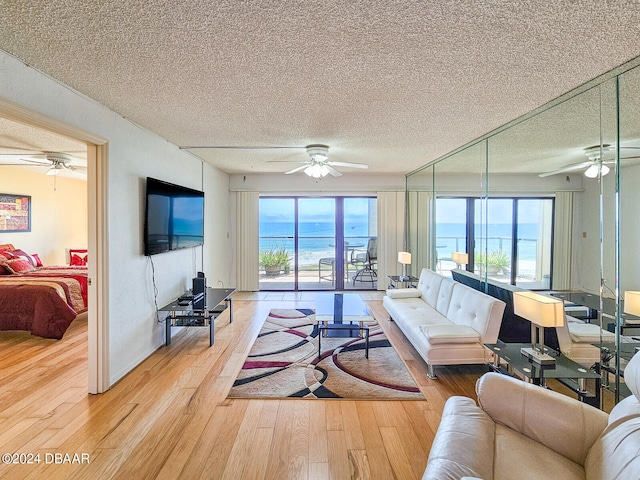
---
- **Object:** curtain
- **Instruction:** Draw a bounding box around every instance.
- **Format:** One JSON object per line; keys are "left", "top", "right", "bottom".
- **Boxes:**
{"left": 553, "top": 191, "right": 574, "bottom": 289}
{"left": 236, "top": 191, "right": 259, "bottom": 291}
{"left": 377, "top": 192, "right": 405, "bottom": 290}
{"left": 407, "top": 191, "right": 433, "bottom": 275}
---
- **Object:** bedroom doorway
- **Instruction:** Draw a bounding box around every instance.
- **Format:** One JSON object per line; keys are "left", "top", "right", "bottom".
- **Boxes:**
{"left": 0, "top": 102, "right": 109, "bottom": 394}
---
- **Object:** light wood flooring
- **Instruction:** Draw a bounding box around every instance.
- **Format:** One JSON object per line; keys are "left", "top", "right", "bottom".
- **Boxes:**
{"left": 0, "top": 294, "right": 597, "bottom": 479}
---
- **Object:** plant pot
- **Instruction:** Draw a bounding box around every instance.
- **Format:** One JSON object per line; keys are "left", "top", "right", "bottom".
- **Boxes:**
{"left": 265, "top": 265, "right": 281, "bottom": 276}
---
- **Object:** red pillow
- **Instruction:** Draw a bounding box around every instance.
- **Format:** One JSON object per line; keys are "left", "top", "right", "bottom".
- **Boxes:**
{"left": 2, "top": 258, "right": 37, "bottom": 274}
{"left": 7, "top": 249, "right": 36, "bottom": 266}
{"left": 70, "top": 253, "right": 88, "bottom": 266}
{"left": 32, "top": 253, "right": 43, "bottom": 267}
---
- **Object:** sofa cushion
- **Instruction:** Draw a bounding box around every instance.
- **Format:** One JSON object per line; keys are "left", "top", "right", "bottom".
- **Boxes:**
{"left": 494, "top": 424, "right": 585, "bottom": 480}
{"left": 386, "top": 288, "right": 422, "bottom": 299}
{"left": 568, "top": 322, "right": 616, "bottom": 343}
{"left": 446, "top": 283, "right": 504, "bottom": 342}
{"left": 477, "top": 372, "right": 608, "bottom": 466}
{"left": 435, "top": 277, "right": 455, "bottom": 316}
{"left": 420, "top": 324, "right": 480, "bottom": 344}
{"left": 417, "top": 269, "right": 444, "bottom": 308}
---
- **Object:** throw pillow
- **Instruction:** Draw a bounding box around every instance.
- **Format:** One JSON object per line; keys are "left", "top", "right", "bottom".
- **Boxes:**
{"left": 32, "top": 253, "right": 43, "bottom": 267}
{"left": 2, "top": 258, "right": 37, "bottom": 274}
{"left": 70, "top": 253, "right": 88, "bottom": 266}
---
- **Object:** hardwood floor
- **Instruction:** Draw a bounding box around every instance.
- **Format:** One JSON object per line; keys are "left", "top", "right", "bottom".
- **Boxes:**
{"left": 0, "top": 295, "right": 549, "bottom": 479}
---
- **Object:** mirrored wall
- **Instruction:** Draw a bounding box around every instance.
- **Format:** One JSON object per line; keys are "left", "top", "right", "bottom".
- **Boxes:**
{"left": 406, "top": 58, "right": 640, "bottom": 407}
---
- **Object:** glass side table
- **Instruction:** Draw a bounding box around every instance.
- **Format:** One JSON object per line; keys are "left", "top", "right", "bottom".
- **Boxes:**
{"left": 387, "top": 275, "right": 419, "bottom": 289}
{"left": 484, "top": 342, "right": 601, "bottom": 408}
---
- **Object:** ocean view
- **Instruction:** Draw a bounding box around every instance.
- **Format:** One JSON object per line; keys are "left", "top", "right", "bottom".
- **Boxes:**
{"left": 259, "top": 221, "right": 544, "bottom": 271}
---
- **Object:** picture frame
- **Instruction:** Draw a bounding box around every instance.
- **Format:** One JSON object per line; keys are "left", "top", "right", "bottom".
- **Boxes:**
{"left": 0, "top": 194, "right": 31, "bottom": 232}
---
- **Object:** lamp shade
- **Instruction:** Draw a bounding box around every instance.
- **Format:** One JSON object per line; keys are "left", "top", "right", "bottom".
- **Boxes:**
{"left": 451, "top": 252, "right": 469, "bottom": 265}
{"left": 397, "top": 252, "right": 412, "bottom": 265}
{"left": 624, "top": 291, "right": 640, "bottom": 316}
{"left": 513, "top": 291, "right": 565, "bottom": 327}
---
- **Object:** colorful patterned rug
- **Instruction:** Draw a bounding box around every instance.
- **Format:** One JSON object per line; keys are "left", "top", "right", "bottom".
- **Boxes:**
{"left": 227, "top": 309, "right": 424, "bottom": 400}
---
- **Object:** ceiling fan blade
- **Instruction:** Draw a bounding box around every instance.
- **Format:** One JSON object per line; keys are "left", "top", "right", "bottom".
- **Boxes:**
{"left": 326, "top": 166, "right": 343, "bottom": 177}
{"left": 180, "top": 145, "right": 305, "bottom": 150}
{"left": 21, "top": 158, "right": 50, "bottom": 165}
{"left": 0, "top": 163, "right": 46, "bottom": 166}
{"left": 538, "top": 161, "right": 594, "bottom": 177}
{"left": 284, "top": 165, "right": 308, "bottom": 175}
{"left": 326, "top": 161, "right": 368, "bottom": 169}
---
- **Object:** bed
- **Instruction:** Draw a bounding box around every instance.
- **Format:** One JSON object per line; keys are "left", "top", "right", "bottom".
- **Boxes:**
{"left": 0, "top": 244, "right": 88, "bottom": 339}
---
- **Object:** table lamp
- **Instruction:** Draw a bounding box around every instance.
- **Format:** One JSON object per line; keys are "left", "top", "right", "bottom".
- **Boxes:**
{"left": 624, "top": 291, "right": 640, "bottom": 316}
{"left": 513, "top": 291, "right": 565, "bottom": 365}
{"left": 451, "top": 252, "right": 469, "bottom": 268}
{"left": 398, "top": 251, "right": 411, "bottom": 281}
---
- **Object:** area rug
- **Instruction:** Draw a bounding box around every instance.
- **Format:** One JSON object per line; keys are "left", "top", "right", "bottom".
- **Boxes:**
{"left": 227, "top": 309, "right": 424, "bottom": 400}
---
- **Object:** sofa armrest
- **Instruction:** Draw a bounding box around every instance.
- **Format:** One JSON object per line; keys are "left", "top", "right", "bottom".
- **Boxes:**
{"left": 386, "top": 288, "right": 422, "bottom": 299}
{"left": 476, "top": 372, "right": 608, "bottom": 466}
{"left": 423, "top": 396, "right": 495, "bottom": 480}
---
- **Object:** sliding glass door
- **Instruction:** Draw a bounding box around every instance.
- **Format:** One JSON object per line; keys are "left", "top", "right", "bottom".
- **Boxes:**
{"left": 259, "top": 196, "right": 377, "bottom": 291}
{"left": 436, "top": 196, "right": 553, "bottom": 288}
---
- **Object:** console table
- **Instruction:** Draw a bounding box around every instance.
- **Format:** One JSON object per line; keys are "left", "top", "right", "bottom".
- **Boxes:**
{"left": 160, "top": 287, "right": 236, "bottom": 347}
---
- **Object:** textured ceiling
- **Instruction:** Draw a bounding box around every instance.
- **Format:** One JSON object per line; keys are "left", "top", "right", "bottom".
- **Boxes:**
{"left": 1, "top": 1, "right": 640, "bottom": 176}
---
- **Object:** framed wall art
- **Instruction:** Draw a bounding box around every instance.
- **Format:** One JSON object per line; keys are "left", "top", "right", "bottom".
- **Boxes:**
{"left": 0, "top": 194, "right": 31, "bottom": 232}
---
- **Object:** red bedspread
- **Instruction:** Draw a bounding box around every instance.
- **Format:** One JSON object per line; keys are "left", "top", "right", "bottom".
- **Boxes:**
{"left": 0, "top": 281, "right": 77, "bottom": 339}
{"left": 0, "top": 265, "right": 88, "bottom": 339}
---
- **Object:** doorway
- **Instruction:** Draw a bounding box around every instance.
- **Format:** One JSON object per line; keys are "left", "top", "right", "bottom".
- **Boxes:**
{"left": 0, "top": 100, "right": 108, "bottom": 393}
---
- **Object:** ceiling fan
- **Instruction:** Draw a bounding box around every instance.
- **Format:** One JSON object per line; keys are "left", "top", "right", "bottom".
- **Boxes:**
{"left": 180, "top": 143, "right": 368, "bottom": 178}
{"left": 538, "top": 144, "right": 640, "bottom": 178}
{"left": 283, "top": 144, "right": 368, "bottom": 178}
{"left": 0, "top": 151, "right": 87, "bottom": 177}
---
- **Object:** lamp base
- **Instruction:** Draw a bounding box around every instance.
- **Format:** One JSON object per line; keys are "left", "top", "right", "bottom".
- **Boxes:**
{"left": 520, "top": 347, "right": 556, "bottom": 366}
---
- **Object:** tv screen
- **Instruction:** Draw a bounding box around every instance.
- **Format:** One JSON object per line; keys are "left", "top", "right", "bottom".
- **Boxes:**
{"left": 144, "top": 177, "right": 204, "bottom": 256}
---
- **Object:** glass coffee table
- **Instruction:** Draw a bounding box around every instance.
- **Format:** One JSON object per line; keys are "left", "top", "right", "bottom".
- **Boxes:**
{"left": 315, "top": 293, "right": 375, "bottom": 359}
{"left": 485, "top": 342, "right": 601, "bottom": 408}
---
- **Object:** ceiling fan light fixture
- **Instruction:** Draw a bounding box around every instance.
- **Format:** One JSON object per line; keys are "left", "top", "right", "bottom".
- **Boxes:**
{"left": 304, "top": 163, "right": 330, "bottom": 178}
{"left": 45, "top": 164, "right": 63, "bottom": 176}
{"left": 584, "top": 163, "right": 610, "bottom": 178}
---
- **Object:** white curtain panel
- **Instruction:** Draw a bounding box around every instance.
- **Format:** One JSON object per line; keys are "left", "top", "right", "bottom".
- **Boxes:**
{"left": 553, "top": 191, "right": 574, "bottom": 290}
{"left": 408, "top": 190, "right": 433, "bottom": 275}
{"left": 377, "top": 191, "right": 406, "bottom": 289}
{"left": 235, "top": 191, "right": 260, "bottom": 291}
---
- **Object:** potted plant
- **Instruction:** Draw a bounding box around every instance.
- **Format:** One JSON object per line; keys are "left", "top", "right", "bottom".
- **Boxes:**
{"left": 476, "top": 250, "right": 510, "bottom": 275}
{"left": 487, "top": 250, "right": 510, "bottom": 275}
{"left": 260, "top": 249, "right": 282, "bottom": 276}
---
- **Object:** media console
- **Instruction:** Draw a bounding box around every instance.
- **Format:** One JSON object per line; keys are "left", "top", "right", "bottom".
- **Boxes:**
{"left": 160, "top": 287, "right": 236, "bottom": 347}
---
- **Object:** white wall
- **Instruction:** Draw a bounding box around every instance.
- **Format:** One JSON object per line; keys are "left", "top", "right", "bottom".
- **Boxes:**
{"left": 0, "top": 50, "right": 230, "bottom": 386}
{"left": 0, "top": 166, "right": 87, "bottom": 264}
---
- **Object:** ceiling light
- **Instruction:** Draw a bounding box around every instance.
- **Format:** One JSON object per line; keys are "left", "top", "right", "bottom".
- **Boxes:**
{"left": 45, "top": 164, "right": 63, "bottom": 176}
{"left": 584, "top": 163, "right": 610, "bottom": 178}
{"left": 304, "top": 163, "right": 330, "bottom": 178}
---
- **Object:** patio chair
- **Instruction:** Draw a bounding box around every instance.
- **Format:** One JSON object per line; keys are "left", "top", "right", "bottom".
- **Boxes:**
{"left": 351, "top": 238, "right": 377, "bottom": 285}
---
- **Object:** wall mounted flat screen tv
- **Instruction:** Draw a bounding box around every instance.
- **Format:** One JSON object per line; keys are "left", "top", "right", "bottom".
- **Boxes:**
{"left": 144, "top": 177, "right": 204, "bottom": 256}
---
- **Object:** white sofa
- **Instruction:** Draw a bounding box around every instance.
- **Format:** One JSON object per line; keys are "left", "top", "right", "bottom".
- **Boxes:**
{"left": 423, "top": 350, "right": 640, "bottom": 480}
{"left": 383, "top": 268, "right": 506, "bottom": 378}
